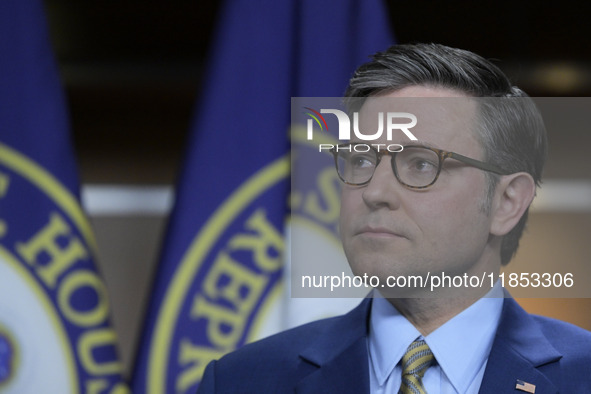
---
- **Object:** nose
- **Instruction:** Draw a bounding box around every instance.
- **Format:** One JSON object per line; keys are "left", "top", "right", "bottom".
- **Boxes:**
{"left": 361, "top": 156, "right": 403, "bottom": 210}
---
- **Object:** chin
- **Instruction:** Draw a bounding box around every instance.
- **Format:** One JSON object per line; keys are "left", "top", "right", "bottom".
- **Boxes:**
{"left": 350, "top": 259, "right": 406, "bottom": 280}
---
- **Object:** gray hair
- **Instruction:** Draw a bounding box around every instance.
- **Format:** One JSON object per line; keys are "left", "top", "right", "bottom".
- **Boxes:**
{"left": 345, "top": 43, "right": 547, "bottom": 265}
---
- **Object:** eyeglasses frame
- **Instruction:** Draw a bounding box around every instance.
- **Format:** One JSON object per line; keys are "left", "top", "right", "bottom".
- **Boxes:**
{"left": 330, "top": 143, "right": 510, "bottom": 190}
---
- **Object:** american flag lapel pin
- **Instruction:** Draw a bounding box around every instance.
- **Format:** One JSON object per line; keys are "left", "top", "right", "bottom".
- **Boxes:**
{"left": 515, "top": 379, "right": 536, "bottom": 393}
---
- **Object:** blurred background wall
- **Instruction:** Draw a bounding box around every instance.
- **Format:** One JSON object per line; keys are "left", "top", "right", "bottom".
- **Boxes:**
{"left": 43, "top": 0, "right": 591, "bottom": 376}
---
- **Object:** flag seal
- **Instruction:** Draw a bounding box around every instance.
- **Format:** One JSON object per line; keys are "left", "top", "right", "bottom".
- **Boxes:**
{"left": 0, "top": 142, "right": 125, "bottom": 393}
{"left": 146, "top": 157, "right": 289, "bottom": 393}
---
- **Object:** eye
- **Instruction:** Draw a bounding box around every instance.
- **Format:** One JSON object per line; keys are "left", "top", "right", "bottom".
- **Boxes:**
{"left": 409, "top": 157, "right": 437, "bottom": 172}
{"left": 350, "top": 154, "right": 375, "bottom": 169}
{"left": 396, "top": 148, "right": 440, "bottom": 177}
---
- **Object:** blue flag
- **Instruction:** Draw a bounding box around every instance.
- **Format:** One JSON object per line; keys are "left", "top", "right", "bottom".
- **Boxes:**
{"left": 0, "top": 0, "right": 128, "bottom": 392}
{"left": 132, "top": 0, "right": 393, "bottom": 392}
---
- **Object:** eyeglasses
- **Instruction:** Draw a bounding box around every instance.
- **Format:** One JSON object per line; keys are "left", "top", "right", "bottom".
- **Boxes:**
{"left": 331, "top": 143, "right": 510, "bottom": 189}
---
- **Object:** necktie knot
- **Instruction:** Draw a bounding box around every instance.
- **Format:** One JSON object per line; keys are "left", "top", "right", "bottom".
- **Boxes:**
{"left": 398, "top": 339, "right": 434, "bottom": 394}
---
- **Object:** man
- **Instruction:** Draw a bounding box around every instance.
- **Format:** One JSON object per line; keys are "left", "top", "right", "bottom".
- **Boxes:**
{"left": 197, "top": 44, "right": 591, "bottom": 393}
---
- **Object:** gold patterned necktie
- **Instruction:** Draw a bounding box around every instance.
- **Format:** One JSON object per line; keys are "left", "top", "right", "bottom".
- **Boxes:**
{"left": 398, "top": 339, "right": 434, "bottom": 394}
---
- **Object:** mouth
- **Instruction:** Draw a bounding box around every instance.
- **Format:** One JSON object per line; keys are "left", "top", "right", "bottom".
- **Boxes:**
{"left": 357, "top": 225, "right": 406, "bottom": 239}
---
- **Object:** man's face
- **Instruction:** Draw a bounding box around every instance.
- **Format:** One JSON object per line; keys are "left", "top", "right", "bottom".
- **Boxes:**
{"left": 339, "top": 86, "right": 498, "bottom": 295}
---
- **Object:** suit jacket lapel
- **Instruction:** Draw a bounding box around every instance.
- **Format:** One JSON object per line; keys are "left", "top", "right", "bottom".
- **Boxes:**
{"left": 296, "top": 298, "right": 372, "bottom": 394}
{"left": 293, "top": 296, "right": 564, "bottom": 393}
{"left": 479, "top": 297, "right": 562, "bottom": 394}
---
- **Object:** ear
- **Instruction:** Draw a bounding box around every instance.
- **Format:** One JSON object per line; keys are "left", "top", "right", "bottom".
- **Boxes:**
{"left": 490, "top": 172, "right": 536, "bottom": 236}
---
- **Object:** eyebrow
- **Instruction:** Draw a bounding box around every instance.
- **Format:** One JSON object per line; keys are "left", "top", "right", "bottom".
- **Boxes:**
{"left": 347, "top": 140, "right": 449, "bottom": 152}
{"left": 400, "top": 141, "right": 437, "bottom": 149}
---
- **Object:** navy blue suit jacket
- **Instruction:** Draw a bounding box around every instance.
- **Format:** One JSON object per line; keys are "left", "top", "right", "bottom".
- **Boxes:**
{"left": 198, "top": 297, "right": 591, "bottom": 393}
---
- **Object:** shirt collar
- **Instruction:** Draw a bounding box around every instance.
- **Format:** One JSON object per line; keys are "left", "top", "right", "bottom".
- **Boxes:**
{"left": 368, "top": 283, "right": 504, "bottom": 392}
{"left": 368, "top": 294, "right": 420, "bottom": 386}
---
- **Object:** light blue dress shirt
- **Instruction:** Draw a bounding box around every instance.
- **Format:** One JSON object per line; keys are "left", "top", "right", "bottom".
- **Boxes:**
{"left": 368, "top": 284, "right": 503, "bottom": 393}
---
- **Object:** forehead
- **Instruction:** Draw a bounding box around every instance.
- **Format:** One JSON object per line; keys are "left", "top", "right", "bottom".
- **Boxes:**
{"left": 357, "top": 86, "right": 481, "bottom": 151}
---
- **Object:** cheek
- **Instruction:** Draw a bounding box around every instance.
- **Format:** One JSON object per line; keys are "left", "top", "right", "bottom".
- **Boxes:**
{"left": 410, "top": 182, "right": 489, "bottom": 236}
{"left": 339, "top": 189, "right": 360, "bottom": 230}
{"left": 423, "top": 192, "right": 491, "bottom": 252}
